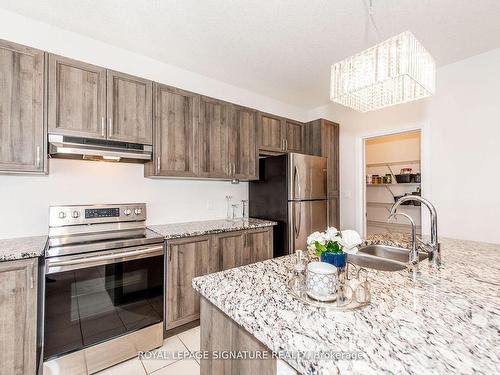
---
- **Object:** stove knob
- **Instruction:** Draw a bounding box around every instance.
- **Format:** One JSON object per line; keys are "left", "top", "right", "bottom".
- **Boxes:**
{"left": 72, "top": 211, "right": 80, "bottom": 219}
{"left": 134, "top": 208, "right": 143, "bottom": 215}
{"left": 124, "top": 209, "right": 132, "bottom": 216}
{"left": 58, "top": 211, "right": 66, "bottom": 219}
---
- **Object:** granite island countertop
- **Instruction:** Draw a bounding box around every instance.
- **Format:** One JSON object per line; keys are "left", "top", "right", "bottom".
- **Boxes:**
{"left": 193, "top": 236, "right": 500, "bottom": 374}
{"left": 0, "top": 235, "right": 48, "bottom": 262}
{"left": 148, "top": 218, "right": 277, "bottom": 239}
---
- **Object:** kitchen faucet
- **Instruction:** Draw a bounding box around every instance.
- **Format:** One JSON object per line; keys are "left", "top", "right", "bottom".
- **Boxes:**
{"left": 389, "top": 195, "right": 442, "bottom": 269}
{"left": 387, "top": 212, "right": 420, "bottom": 280}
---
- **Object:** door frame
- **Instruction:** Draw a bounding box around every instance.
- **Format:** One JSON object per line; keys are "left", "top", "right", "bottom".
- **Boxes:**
{"left": 356, "top": 121, "right": 431, "bottom": 238}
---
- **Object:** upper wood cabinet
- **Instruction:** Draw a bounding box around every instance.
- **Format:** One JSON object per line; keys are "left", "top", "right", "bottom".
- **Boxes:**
{"left": 198, "top": 96, "right": 230, "bottom": 179}
{"left": 106, "top": 70, "right": 152, "bottom": 144}
{"left": 48, "top": 54, "right": 106, "bottom": 139}
{"left": 0, "top": 40, "right": 46, "bottom": 174}
{"left": 259, "top": 113, "right": 284, "bottom": 152}
{"left": 258, "top": 113, "right": 304, "bottom": 154}
{"left": 48, "top": 54, "right": 152, "bottom": 144}
{"left": 145, "top": 84, "right": 199, "bottom": 177}
{"left": 166, "top": 235, "right": 218, "bottom": 330}
{"left": 284, "top": 119, "right": 304, "bottom": 153}
{"left": 228, "top": 104, "right": 259, "bottom": 180}
{"left": 305, "top": 119, "right": 340, "bottom": 227}
{"left": 0, "top": 258, "right": 38, "bottom": 375}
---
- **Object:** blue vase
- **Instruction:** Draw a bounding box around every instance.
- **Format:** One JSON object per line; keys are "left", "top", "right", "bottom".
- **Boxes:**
{"left": 320, "top": 252, "right": 347, "bottom": 269}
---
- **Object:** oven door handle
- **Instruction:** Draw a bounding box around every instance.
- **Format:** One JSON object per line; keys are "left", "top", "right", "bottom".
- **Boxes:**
{"left": 46, "top": 244, "right": 164, "bottom": 274}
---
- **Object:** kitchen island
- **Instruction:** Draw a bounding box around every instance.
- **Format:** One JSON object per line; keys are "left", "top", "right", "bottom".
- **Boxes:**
{"left": 192, "top": 236, "right": 499, "bottom": 374}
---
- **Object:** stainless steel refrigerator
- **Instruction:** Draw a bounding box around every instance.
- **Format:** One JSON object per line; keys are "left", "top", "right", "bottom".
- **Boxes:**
{"left": 249, "top": 153, "right": 329, "bottom": 257}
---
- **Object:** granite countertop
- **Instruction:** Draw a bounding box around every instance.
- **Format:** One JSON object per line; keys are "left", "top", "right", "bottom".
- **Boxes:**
{"left": 147, "top": 218, "right": 277, "bottom": 239}
{"left": 0, "top": 235, "right": 48, "bottom": 262}
{"left": 193, "top": 236, "right": 500, "bottom": 374}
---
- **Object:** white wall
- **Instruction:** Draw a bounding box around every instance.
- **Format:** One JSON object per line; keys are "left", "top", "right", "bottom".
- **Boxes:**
{"left": 0, "top": 9, "right": 308, "bottom": 239}
{"left": 308, "top": 47, "right": 500, "bottom": 244}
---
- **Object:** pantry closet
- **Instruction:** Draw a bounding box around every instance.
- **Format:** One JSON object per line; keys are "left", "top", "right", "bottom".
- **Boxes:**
{"left": 365, "top": 131, "right": 422, "bottom": 236}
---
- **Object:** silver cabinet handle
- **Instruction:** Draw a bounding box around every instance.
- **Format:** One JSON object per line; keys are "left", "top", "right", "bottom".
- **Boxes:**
{"left": 101, "top": 117, "right": 105, "bottom": 137}
{"left": 285, "top": 138, "right": 288, "bottom": 151}
{"left": 157, "top": 156, "right": 161, "bottom": 174}
{"left": 281, "top": 138, "right": 285, "bottom": 151}
{"left": 232, "top": 162, "right": 236, "bottom": 177}
{"left": 108, "top": 118, "right": 113, "bottom": 137}
{"left": 35, "top": 146, "right": 41, "bottom": 169}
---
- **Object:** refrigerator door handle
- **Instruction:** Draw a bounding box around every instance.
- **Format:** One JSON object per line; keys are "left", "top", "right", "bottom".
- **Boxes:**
{"left": 294, "top": 201, "right": 302, "bottom": 238}
{"left": 294, "top": 165, "right": 301, "bottom": 200}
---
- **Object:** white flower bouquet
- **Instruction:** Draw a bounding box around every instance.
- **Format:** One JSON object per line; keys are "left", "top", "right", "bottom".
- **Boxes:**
{"left": 306, "top": 227, "right": 363, "bottom": 257}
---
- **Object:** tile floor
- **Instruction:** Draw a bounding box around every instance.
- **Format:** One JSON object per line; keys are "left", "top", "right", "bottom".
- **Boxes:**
{"left": 97, "top": 326, "right": 200, "bottom": 375}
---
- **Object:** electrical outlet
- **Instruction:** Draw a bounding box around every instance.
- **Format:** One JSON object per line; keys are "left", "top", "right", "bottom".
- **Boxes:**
{"left": 206, "top": 200, "right": 213, "bottom": 210}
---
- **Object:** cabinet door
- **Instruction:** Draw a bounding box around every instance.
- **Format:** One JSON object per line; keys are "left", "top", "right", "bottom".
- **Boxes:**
{"left": 328, "top": 197, "right": 340, "bottom": 229}
{"left": 284, "top": 119, "right": 304, "bottom": 153}
{"left": 228, "top": 104, "right": 258, "bottom": 180}
{"left": 324, "top": 121, "right": 340, "bottom": 197}
{"left": 0, "top": 258, "right": 37, "bottom": 375}
{"left": 106, "top": 70, "right": 152, "bottom": 144}
{"left": 166, "top": 236, "right": 218, "bottom": 330}
{"left": 198, "top": 96, "right": 230, "bottom": 178}
{"left": 0, "top": 40, "right": 45, "bottom": 173}
{"left": 147, "top": 84, "right": 199, "bottom": 177}
{"left": 48, "top": 54, "right": 106, "bottom": 138}
{"left": 247, "top": 228, "right": 273, "bottom": 264}
{"left": 259, "top": 113, "right": 284, "bottom": 152}
{"left": 217, "top": 232, "right": 248, "bottom": 271}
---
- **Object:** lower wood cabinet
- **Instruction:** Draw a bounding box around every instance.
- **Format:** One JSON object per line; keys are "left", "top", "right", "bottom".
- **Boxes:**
{"left": 0, "top": 258, "right": 38, "bottom": 375}
{"left": 165, "top": 227, "right": 273, "bottom": 332}
{"left": 166, "top": 235, "right": 218, "bottom": 330}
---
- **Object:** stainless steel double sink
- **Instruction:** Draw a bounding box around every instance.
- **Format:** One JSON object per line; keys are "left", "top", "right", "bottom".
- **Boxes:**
{"left": 348, "top": 244, "right": 428, "bottom": 272}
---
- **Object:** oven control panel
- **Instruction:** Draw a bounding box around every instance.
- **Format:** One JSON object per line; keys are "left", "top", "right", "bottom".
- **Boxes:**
{"left": 49, "top": 204, "right": 147, "bottom": 227}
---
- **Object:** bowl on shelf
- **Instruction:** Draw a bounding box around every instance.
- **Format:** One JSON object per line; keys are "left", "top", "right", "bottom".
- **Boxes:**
{"left": 395, "top": 174, "right": 411, "bottom": 183}
{"left": 393, "top": 194, "right": 413, "bottom": 205}
{"left": 411, "top": 173, "right": 421, "bottom": 183}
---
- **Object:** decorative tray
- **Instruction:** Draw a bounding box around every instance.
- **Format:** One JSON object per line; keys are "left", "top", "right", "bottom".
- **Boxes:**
{"left": 287, "top": 263, "right": 372, "bottom": 311}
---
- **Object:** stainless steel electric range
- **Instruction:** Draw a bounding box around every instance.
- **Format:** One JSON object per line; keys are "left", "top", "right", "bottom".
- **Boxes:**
{"left": 43, "top": 203, "right": 164, "bottom": 374}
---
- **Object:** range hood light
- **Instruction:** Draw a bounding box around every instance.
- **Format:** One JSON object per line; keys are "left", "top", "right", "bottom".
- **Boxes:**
{"left": 102, "top": 155, "right": 121, "bottom": 162}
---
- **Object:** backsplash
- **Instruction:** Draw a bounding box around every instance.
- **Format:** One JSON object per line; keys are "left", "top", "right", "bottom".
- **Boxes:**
{"left": 0, "top": 159, "right": 247, "bottom": 239}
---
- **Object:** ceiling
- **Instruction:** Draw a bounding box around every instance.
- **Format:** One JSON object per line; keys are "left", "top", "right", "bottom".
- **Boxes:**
{"left": 1, "top": 0, "right": 499, "bottom": 109}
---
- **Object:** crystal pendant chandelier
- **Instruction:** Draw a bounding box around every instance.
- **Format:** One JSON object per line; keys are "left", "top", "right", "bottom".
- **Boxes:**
{"left": 330, "top": 30, "right": 436, "bottom": 112}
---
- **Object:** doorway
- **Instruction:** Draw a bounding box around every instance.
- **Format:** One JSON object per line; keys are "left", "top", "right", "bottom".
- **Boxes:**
{"left": 364, "top": 130, "right": 422, "bottom": 237}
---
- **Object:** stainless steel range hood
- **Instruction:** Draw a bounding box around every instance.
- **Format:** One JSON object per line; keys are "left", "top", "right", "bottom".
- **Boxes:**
{"left": 48, "top": 134, "right": 152, "bottom": 163}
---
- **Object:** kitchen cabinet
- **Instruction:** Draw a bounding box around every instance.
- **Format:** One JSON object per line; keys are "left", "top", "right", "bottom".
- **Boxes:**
{"left": 165, "top": 227, "right": 273, "bottom": 333}
{"left": 0, "top": 40, "right": 46, "bottom": 174}
{"left": 0, "top": 258, "right": 38, "bottom": 375}
{"left": 106, "top": 70, "right": 152, "bottom": 144}
{"left": 218, "top": 228, "right": 273, "bottom": 270}
{"left": 217, "top": 231, "right": 248, "bottom": 271}
{"left": 145, "top": 84, "right": 199, "bottom": 177}
{"left": 166, "top": 235, "right": 218, "bottom": 330}
{"left": 198, "top": 96, "right": 230, "bottom": 179}
{"left": 258, "top": 113, "right": 304, "bottom": 154}
{"left": 259, "top": 113, "right": 284, "bottom": 153}
{"left": 247, "top": 228, "right": 273, "bottom": 264}
{"left": 305, "top": 119, "right": 340, "bottom": 227}
{"left": 48, "top": 54, "right": 106, "bottom": 139}
{"left": 49, "top": 55, "right": 152, "bottom": 144}
{"left": 284, "top": 119, "right": 304, "bottom": 153}
{"left": 227, "top": 104, "right": 259, "bottom": 180}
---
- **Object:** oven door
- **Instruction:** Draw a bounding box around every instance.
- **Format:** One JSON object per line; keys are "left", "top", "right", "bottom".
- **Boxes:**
{"left": 43, "top": 244, "right": 164, "bottom": 360}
